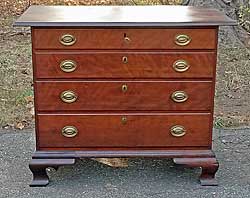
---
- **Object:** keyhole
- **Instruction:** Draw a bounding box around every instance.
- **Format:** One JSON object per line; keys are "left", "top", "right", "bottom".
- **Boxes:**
{"left": 121, "top": 84, "right": 128, "bottom": 93}
{"left": 124, "top": 33, "right": 130, "bottom": 43}
{"left": 121, "top": 116, "right": 127, "bottom": 125}
{"left": 122, "top": 56, "right": 128, "bottom": 64}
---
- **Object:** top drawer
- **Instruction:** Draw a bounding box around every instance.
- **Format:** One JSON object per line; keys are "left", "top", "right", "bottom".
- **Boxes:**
{"left": 33, "top": 28, "right": 217, "bottom": 50}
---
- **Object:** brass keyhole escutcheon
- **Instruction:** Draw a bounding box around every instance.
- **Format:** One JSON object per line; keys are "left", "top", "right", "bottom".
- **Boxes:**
{"left": 121, "top": 84, "right": 128, "bottom": 93}
{"left": 60, "top": 34, "right": 77, "bottom": 46}
{"left": 124, "top": 33, "right": 130, "bottom": 43}
{"left": 171, "top": 91, "right": 188, "bottom": 103}
{"left": 121, "top": 116, "right": 127, "bottom": 125}
{"left": 60, "top": 90, "right": 78, "bottom": 103}
{"left": 173, "top": 60, "right": 190, "bottom": 72}
{"left": 175, "top": 34, "right": 191, "bottom": 46}
{"left": 60, "top": 60, "right": 77, "bottom": 73}
{"left": 170, "top": 125, "right": 186, "bottom": 137}
{"left": 62, "top": 126, "right": 78, "bottom": 138}
{"left": 122, "top": 56, "right": 128, "bottom": 64}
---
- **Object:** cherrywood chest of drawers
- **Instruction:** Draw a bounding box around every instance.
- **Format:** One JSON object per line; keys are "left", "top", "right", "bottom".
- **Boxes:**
{"left": 15, "top": 5, "right": 236, "bottom": 186}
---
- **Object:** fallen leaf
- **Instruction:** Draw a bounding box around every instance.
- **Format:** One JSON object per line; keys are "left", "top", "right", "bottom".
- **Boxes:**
{"left": 15, "top": 122, "right": 25, "bottom": 130}
{"left": 91, "top": 158, "right": 129, "bottom": 167}
{"left": 29, "top": 107, "right": 35, "bottom": 117}
{"left": 25, "top": 96, "right": 33, "bottom": 103}
{"left": 26, "top": 101, "right": 33, "bottom": 108}
{"left": 2, "top": 123, "right": 14, "bottom": 129}
{"left": 21, "top": 69, "right": 29, "bottom": 75}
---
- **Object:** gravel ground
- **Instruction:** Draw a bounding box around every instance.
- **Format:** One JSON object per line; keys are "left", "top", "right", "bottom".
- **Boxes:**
{"left": 1, "top": 128, "right": 250, "bottom": 198}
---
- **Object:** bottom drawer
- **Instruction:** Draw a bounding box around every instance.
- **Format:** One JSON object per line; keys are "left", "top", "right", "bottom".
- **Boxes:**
{"left": 37, "top": 113, "right": 211, "bottom": 148}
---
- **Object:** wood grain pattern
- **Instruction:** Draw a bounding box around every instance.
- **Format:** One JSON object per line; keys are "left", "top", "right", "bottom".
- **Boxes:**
{"left": 14, "top": 5, "right": 236, "bottom": 27}
{"left": 37, "top": 113, "right": 211, "bottom": 148}
{"left": 34, "top": 51, "right": 216, "bottom": 79}
{"left": 35, "top": 81, "right": 213, "bottom": 111}
{"left": 33, "top": 28, "right": 217, "bottom": 50}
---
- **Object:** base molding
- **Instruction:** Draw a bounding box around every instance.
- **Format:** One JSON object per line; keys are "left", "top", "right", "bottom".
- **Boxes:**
{"left": 29, "top": 149, "right": 219, "bottom": 187}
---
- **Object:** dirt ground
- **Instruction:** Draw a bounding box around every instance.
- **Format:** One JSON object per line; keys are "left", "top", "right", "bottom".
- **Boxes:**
{"left": 0, "top": 13, "right": 249, "bottom": 129}
{"left": 0, "top": 16, "right": 33, "bottom": 129}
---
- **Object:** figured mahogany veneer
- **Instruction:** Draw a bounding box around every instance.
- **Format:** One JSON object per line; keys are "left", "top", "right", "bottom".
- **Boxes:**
{"left": 37, "top": 113, "right": 211, "bottom": 148}
{"left": 36, "top": 81, "right": 212, "bottom": 111}
{"left": 15, "top": 5, "right": 236, "bottom": 187}
{"left": 34, "top": 51, "right": 216, "bottom": 79}
{"left": 33, "top": 28, "right": 217, "bottom": 50}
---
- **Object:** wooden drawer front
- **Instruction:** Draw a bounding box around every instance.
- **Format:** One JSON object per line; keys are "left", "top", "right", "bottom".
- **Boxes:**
{"left": 38, "top": 113, "right": 211, "bottom": 148}
{"left": 34, "top": 52, "right": 215, "bottom": 79}
{"left": 36, "top": 81, "right": 212, "bottom": 111}
{"left": 33, "top": 28, "right": 217, "bottom": 50}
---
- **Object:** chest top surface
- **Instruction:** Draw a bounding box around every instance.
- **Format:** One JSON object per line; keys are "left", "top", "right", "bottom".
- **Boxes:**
{"left": 14, "top": 5, "right": 236, "bottom": 27}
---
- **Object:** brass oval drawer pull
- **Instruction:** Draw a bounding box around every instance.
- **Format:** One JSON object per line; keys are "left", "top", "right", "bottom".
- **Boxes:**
{"left": 175, "top": 34, "right": 191, "bottom": 46}
{"left": 121, "top": 116, "right": 127, "bottom": 125}
{"left": 60, "top": 34, "right": 76, "bottom": 46}
{"left": 171, "top": 91, "right": 188, "bottom": 103}
{"left": 122, "top": 56, "right": 128, "bottom": 64}
{"left": 60, "top": 60, "right": 77, "bottom": 73}
{"left": 121, "top": 84, "right": 128, "bottom": 93}
{"left": 60, "top": 90, "right": 78, "bottom": 103}
{"left": 170, "top": 125, "right": 186, "bottom": 137}
{"left": 62, "top": 126, "right": 78, "bottom": 138}
{"left": 173, "top": 60, "right": 190, "bottom": 72}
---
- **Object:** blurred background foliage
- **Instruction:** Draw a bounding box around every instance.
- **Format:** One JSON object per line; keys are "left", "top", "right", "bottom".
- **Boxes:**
{"left": 0, "top": 0, "right": 189, "bottom": 16}
{"left": 0, "top": 0, "right": 250, "bottom": 129}
{"left": 238, "top": 4, "right": 250, "bottom": 33}
{"left": 1, "top": 0, "right": 250, "bottom": 34}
